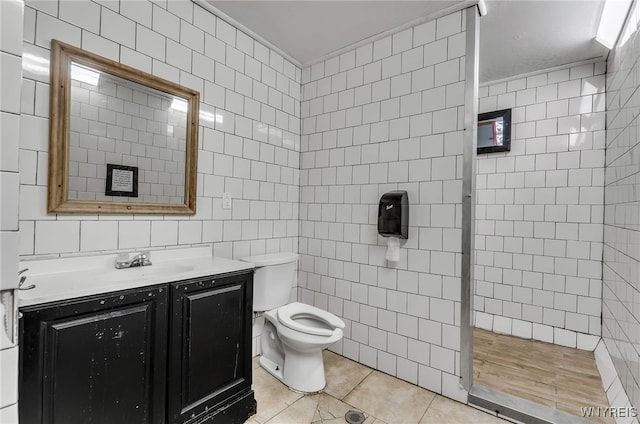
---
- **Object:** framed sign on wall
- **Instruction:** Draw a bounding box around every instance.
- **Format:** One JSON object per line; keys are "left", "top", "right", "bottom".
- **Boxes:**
{"left": 477, "top": 108, "right": 512, "bottom": 154}
{"left": 106, "top": 164, "right": 138, "bottom": 198}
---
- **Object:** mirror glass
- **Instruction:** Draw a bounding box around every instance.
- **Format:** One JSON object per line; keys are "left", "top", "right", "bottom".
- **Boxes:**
{"left": 49, "top": 40, "right": 199, "bottom": 214}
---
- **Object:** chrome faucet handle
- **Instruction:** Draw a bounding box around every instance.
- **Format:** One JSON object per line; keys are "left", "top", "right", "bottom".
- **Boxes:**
{"left": 137, "top": 251, "right": 152, "bottom": 266}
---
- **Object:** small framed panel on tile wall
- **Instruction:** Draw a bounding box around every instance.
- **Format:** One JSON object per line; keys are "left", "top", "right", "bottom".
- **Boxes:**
{"left": 106, "top": 164, "right": 138, "bottom": 198}
{"left": 477, "top": 108, "right": 511, "bottom": 154}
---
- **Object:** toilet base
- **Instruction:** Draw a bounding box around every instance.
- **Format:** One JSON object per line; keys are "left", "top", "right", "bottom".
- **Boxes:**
{"left": 259, "top": 348, "right": 327, "bottom": 393}
{"left": 281, "top": 346, "right": 326, "bottom": 393}
{"left": 258, "top": 305, "right": 343, "bottom": 394}
{"left": 259, "top": 355, "right": 284, "bottom": 383}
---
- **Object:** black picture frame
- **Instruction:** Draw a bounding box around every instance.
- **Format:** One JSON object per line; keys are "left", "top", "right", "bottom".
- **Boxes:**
{"left": 477, "top": 108, "right": 512, "bottom": 154}
{"left": 105, "top": 164, "right": 138, "bottom": 197}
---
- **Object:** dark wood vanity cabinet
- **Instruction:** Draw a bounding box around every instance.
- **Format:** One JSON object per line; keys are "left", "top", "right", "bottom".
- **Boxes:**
{"left": 19, "top": 270, "right": 256, "bottom": 424}
{"left": 168, "top": 271, "right": 255, "bottom": 424}
{"left": 19, "top": 284, "right": 169, "bottom": 424}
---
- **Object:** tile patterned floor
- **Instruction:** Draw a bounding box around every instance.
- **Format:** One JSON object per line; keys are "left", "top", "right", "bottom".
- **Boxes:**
{"left": 246, "top": 351, "right": 507, "bottom": 424}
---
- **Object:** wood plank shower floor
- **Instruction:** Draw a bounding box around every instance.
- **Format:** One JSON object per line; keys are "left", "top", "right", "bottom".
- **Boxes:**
{"left": 473, "top": 328, "right": 614, "bottom": 424}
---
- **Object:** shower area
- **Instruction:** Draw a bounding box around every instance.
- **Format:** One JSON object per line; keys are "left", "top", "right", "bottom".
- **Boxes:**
{"left": 471, "top": 58, "right": 610, "bottom": 421}
{"left": 467, "top": 1, "right": 640, "bottom": 423}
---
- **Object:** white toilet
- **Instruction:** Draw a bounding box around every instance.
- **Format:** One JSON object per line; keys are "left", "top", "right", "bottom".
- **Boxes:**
{"left": 240, "top": 252, "right": 345, "bottom": 393}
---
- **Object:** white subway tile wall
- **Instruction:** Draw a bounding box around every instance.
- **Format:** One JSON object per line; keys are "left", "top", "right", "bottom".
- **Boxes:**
{"left": 603, "top": 0, "right": 640, "bottom": 414}
{"left": 474, "top": 62, "right": 606, "bottom": 348}
{"left": 299, "top": 10, "right": 469, "bottom": 397}
{"left": 19, "top": 0, "right": 301, "bottom": 260}
{"left": 0, "top": 0, "right": 24, "bottom": 418}
{"left": 10, "top": 1, "right": 635, "bottom": 416}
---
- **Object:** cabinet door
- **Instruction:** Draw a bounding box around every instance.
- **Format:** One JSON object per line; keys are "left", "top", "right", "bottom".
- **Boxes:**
{"left": 168, "top": 271, "right": 254, "bottom": 424}
{"left": 20, "top": 285, "right": 168, "bottom": 424}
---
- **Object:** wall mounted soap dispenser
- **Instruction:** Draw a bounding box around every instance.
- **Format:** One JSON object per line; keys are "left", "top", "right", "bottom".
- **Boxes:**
{"left": 378, "top": 191, "right": 409, "bottom": 239}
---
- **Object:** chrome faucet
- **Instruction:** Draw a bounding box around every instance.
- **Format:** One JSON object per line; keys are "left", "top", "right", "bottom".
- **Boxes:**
{"left": 115, "top": 251, "right": 152, "bottom": 269}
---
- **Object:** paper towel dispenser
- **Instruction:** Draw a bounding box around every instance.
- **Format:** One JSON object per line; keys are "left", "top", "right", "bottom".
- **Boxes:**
{"left": 378, "top": 191, "right": 408, "bottom": 239}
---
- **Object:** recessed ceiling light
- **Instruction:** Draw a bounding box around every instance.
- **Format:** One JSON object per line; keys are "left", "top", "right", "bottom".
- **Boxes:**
{"left": 595, "top": 0, "right": 633, "bottom": 49}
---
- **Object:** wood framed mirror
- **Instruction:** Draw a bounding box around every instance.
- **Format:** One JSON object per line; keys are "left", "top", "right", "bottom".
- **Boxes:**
{"left": 48, "top": 40, "right": 200, "bottom": 214}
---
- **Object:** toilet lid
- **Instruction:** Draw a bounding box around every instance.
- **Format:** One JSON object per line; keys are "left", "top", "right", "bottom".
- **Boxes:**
{"left": 277, "top": 302, "right": 345, "bottom": 337}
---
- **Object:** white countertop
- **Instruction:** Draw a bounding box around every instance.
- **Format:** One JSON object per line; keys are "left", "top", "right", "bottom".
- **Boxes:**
{"left": 18, "top": 247, "right": 254, "bottom": 307}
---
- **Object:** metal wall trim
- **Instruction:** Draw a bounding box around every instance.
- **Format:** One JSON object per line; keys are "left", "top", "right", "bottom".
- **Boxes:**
{"left": 469, "top": 384, "right": 598, "bottom": 424}
{"left": 460, "top": 5, "right": 479, "bottom": 392}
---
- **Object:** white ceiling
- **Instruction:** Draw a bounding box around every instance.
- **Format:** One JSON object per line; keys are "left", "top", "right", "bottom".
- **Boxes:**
{"left": 479, "top": 1, "right": 608, "bottom": 82}
{"left": 208, "top": 0, "right": 610, "bottom": 83}
{"left": 209, "top": 1, "right": 460, "bottom": 64}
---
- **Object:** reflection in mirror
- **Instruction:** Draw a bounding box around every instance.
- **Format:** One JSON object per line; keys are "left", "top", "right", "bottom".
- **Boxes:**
{"left": 68, "top": 64, "right": 187, "bottom": 204}
{"left": 49, "top": 40, "right": 199, "bottom": 214}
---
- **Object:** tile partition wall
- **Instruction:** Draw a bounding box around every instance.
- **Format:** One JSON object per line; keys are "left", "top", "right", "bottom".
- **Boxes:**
{"left": 603, "top": 0, "right": 640, "bottom": 415}
{"left": 0, "top": 0, "right": 24, "bottom": 419}
{"left": 474, "top": 62, "right": 607, "bottom": 349}
{"left": 299, "top": 9, "right": 471, "bottom": 400}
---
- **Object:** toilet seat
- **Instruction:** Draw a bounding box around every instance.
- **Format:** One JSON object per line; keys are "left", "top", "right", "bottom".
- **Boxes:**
{"left": 277, "top": 302, "right": 345, "bottom": 337}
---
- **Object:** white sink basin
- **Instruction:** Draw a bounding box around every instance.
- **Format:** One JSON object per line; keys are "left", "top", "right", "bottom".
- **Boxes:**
{"left": 18, "top": 248, "right": 255, "bottom": 307}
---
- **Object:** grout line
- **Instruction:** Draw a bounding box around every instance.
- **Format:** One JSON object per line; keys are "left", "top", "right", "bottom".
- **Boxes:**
{"left": 311, "top": 393, "right": 320, "bottom": 423}
{"left": 419, "top": 393, "right": 440, "bottom": 422}
{"left": 339, "top": 366, "right": 375, "bottom": 402}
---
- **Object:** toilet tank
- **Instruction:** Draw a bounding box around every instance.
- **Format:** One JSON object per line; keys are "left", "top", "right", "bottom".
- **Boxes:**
{"left": 240, "top": 252, "right": 299, "bottom": 312}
